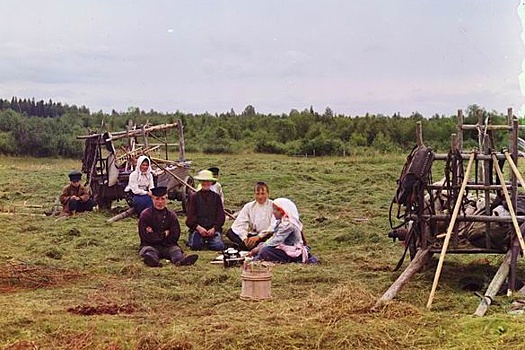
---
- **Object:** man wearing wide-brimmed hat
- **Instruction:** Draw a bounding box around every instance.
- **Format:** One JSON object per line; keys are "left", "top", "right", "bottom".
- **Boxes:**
{"left": 185, "top": 169, "right": 226, "bottom": 251}
{"left": 59, "top": 170, "right": 95, "bottom": 215}
{"left": 138, "top": 186, "right": 198, "bottom": 267}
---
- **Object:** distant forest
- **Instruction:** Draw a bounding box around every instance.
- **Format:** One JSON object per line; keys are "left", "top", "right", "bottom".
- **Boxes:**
{"left": 0, "top": 97, "right": 518, "bottom": 158}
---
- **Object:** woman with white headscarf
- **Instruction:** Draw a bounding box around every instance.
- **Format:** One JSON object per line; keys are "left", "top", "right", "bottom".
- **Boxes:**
{"left": 125, "top": 155, "right": 154, "bottom": 215}
{"left": 251, "top": 198, "right": 317, "bottom": 263}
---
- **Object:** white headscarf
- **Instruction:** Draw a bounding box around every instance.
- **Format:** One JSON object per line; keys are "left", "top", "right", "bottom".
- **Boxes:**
{"left": 135, "top": 155, "right": 152, "bottom": 173}
{"left": 273, "top": 198, "right": 303, "bottom": 232}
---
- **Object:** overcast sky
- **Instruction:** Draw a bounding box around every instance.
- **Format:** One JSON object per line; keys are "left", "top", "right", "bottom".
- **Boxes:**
{"left": 0, "top": 1, "right": 524, "bottom": 117}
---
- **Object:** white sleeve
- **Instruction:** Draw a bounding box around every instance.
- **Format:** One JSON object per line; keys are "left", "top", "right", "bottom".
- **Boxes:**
{"left": 230, "top": 203, "right": 251, "bottom": 241}
{"left": 127, "top": 173, "right": 148, "bottom": 195}
{"left": 258, "top": 215, "right": 277, "bottom": 238}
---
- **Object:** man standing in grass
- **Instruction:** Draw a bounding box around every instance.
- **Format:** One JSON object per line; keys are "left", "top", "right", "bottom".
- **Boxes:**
{"left": 138, "top": 186, "right": 198, "bottom": 267}
{"left": 186, "top": 169, "right": 226, "bottom": 251}
{"left": 59, "top": 170, "right": 95, "bottom": 216}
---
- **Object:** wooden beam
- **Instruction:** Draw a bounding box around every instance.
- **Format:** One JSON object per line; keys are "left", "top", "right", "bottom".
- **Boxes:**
{"left": 372, "top": 247, "right": 431, "bottom": 310}
{"left": 77, "top": 122, "right": 179, "bottom": 140}
{"left": 473, "top": 251, "right": 512, "bottom": 317}
{"left": 427, "top": 152, "right": 476, "bottom": 309}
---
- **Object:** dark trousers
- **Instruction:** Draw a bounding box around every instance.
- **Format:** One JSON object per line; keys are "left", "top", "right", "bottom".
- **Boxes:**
{"left": 68, "top": 198, "right": 96, "bottom": 213}
{"left": 226, "top": 228, "right": 270, "bottom": 251}
{"left": 187, "top": 231, "right": 225, "bottom": 251}
{"left": 226, "top": 228, "right": 249, "bottom": 251}
{"left": 256, "top": 246, "right": 303, "bottom": 263}
{"left": 132, "top": 194, "right": 152, "bottom": 215}
{"left": 139, "top": 245, "right": 183, "bottom": 264}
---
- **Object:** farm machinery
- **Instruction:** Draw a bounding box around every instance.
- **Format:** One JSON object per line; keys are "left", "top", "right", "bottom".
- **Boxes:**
{"left": 77, "top": 120, "right": 194, "bottom": 214}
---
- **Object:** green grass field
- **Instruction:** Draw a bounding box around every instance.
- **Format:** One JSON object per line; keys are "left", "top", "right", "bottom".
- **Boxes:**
{"left": 1, "top": 153, "right": 525, "bottom": 350}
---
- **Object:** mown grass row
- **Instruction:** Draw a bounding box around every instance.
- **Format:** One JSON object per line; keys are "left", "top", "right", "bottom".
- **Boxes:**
{"left": 0, "top": 153, "right": 525, "bottom": 349}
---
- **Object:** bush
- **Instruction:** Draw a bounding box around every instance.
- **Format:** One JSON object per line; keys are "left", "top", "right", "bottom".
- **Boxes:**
{"left": 255, "top": 140, "right": 286, "bottom": 154}
{"left": 0, "top": 131, "right": 16, "bottom": 154}
{"left": 202, "top": 142, "right": 234, "bottom": 154}
{"left": 295, "top": 137, "right": 344, "bottom": 156}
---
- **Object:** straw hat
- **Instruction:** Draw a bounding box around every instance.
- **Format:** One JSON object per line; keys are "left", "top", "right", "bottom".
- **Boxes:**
{"left": 193, "top": 169, "right": 216, "bottom": 182}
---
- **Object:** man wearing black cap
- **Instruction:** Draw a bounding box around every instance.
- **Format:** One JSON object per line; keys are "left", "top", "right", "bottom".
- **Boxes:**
{"left": 138, "top": 186, "right": 198, "bottom": 267}
{"left": 59, "top": 170, "right": 95, "bottom": 215}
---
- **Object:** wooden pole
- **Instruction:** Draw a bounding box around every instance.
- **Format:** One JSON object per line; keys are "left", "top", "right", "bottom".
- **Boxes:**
{"left": 457, "top": 109, "right": 464, "bottom": 151}
{"left": 178, "top": 121, "right": 186, "bottom": 161}
{"left": 416, "top": 121, "right": 424, "bottom": 147}
{"left": 426, "top": 152, "right": 475, "bottom": 309}
{"left": 491, "top": 153, "right": 525, "bottom": 255}
{"left": 373, "top": 247, "right": 431, "bottom": 310}
{"left": 504, "top": 151, "right": 525, "bottom": 189}
{"left": 107, "top": 207, "right": 135, "bottom": 224}
{"left": 473, "top": 250, "right": 512, "bottom": 317}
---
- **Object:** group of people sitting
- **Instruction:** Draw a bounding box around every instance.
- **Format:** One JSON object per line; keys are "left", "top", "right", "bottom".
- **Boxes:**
{"left": 59, "top": 156, "right": 317, "bottom": 268}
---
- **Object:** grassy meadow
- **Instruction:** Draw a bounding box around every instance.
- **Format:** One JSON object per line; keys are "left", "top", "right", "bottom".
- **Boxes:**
{"left": 1, "top": 152, "right": 525, "bottom": 349}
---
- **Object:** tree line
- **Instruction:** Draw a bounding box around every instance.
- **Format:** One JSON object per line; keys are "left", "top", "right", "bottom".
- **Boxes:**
{"left": 0, "top": 99, "right": 515, "bottom": 158}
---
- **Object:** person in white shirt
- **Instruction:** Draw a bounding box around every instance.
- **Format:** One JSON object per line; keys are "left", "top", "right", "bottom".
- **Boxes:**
{"left": 226, "top": 181, "right": 275, "bottom": 251}
{"left": 125, "top": 155, "right": 154, "bottom": 215}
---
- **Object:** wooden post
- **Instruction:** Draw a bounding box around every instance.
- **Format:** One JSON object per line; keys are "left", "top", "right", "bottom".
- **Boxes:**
{"left": 178, "top": 120, "right": 185, "bottom": 161}
{"left": 507, "top": 107, "right": 513, "bottom": 126}
{"left": 427, "top": 152, "right": 475, "bottom": 309}
{"left": 509, "top": 117, "right": 519, "bottom": 294}
{"left": 457, "top": 109, "right": 463, "bottom": 151}
{"left": 473, "top": 250, "right": 512, "bottom": 317}
{"left": 372, "top": 247, "right": 431, "bottom": 310}
{"left": 451, "top": 133, "right": 459, "bottom": 249}
{"left": 416, "top": 121, "right": 424, "bottom": 147}
{"left": 141, "top": 125, "right": 149, "bottom": 148}
{"left": 483, "top": 134, "right": 491, "bottom": 249}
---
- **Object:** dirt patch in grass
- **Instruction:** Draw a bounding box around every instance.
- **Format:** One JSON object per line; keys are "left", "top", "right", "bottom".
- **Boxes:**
{"left": 0, "top": 262, "right": 83, "bottom": 292}
{"left": 67, "top": 303, "right": 135, "bottom": 316}
{"left": 135, "top": 334, "right": 194, "bottom": 350}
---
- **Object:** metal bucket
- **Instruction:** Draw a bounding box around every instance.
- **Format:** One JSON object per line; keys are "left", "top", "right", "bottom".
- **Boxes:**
{"left": 240, "top": 262, "right": 272, "bottom": 301}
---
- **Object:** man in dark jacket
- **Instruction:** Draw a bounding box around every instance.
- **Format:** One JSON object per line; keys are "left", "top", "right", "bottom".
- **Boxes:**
{"left": 59, "top": 170, "right": 95, "bottom": 215}
{"left": 186, "top": 170, "right": 226, "bottom": 251}
{"left": 139, "top": 186, "right": 198, "bottom": 267}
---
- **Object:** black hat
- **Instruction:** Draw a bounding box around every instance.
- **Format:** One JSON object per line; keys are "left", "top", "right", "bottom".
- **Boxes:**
{"left": 151, "top": 186, "right": 168, "bottom": 197}
{"left": 68, "top": 170, "right": 82, "bottom": 181}
{"left": 208, "top": 167, "right": 220, "bottom": 176}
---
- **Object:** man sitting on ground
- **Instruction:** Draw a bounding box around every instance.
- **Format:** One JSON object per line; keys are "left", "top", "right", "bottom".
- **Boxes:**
{"left": 186, "top": 169, "right": 226, "bottom": 251}
{"left": 226, "top": 181, "right": 275, "bottom": 251}
{"left": 196, "top": 166, "right": 224, "bottom": 204}
{"left": 138, "top": 186, "right": 198, "bottom": 267}
{"left": 59, "top": 170, "right": 95, "bottom": 215}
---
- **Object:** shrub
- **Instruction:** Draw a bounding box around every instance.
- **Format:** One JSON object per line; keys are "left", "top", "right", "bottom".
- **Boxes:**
{"left": 255, "top": 139, "right": 286, "bottom": 154}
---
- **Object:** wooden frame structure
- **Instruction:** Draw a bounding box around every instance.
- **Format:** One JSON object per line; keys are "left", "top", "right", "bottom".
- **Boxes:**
{"left": 77, "top": 121, "right": 193, "bottom": 212}
{"left": 375, "top": 108, "right": 525, "bottom": 315}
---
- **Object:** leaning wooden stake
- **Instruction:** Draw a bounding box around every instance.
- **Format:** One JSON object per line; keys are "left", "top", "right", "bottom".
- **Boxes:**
{"left": 107, "top": 207, "right": 135, "bottom": 224}
{"left": 473, "top": 250, "right": 512, "bottom": 317}
{"left": 504, "top": 151, "right": 525, "bottom": 190}
{"left": 373, "top": 247, "right": 431, "bottom": 310}
{"left": 492, "top": 153, "right": 525, "bottom": 255}
{"left": 426, "top": 152, "right": 475, "bottom": 309}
